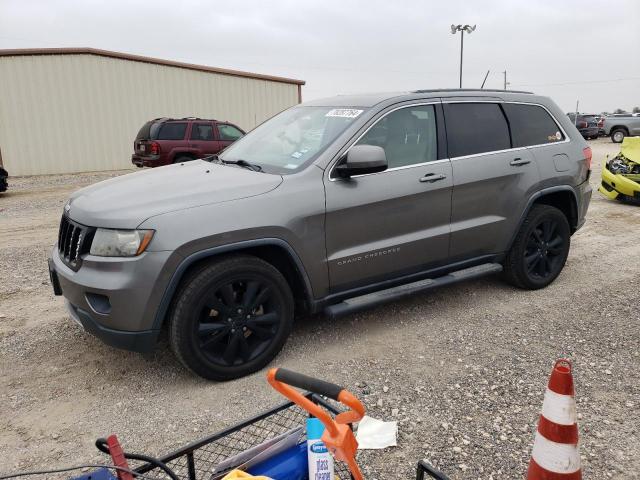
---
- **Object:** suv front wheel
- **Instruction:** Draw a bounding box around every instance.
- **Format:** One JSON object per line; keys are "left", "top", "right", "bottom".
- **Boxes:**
{"left": 503, "top": 204, "right": 570, "bottom": 290}
{"left": 169, "top": 255, "right": 294, "bottom": 380}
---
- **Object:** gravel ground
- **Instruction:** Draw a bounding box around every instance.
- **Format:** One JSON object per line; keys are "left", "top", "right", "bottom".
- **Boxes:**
{"left": 1, "top": 139, "right": 639, "bottom": 479}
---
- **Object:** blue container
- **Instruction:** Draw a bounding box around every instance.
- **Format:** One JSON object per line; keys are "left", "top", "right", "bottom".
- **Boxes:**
{"left": 247, "top": 441, "right": 308, "bottom": 480}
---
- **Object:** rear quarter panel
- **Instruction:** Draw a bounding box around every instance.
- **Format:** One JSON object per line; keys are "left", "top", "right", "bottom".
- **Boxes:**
{"left": 530, "top": 98, "right": 589, "bottom": 191}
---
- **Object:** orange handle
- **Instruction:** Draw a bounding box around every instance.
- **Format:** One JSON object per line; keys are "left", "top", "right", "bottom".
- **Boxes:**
{"left": 267, "top": 368, "right": 365, "bottom": 435}
{"left": 267, "top": 368, "right": 366, "bottom": 480}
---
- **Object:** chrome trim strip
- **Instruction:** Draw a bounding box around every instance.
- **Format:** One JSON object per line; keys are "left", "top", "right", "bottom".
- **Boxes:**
{"left": 327, "top": 99, "right": 572, "bottom": 180}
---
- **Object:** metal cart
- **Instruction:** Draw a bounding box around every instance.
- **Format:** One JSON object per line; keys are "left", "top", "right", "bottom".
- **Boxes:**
{"left": 81, "top": 370, "right": 450, "bottom": 480}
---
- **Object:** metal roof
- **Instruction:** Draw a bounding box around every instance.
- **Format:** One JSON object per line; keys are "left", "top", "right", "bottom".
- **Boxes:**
{"left": 0, "top": 47, "right": 305, "bottom": 86}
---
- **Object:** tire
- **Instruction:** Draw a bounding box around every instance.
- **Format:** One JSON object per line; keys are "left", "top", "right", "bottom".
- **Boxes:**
{"left": 503, "top": 204, "right": 571, "bottom": 290}
{"left": 169, "top": 255, "right": 294, "bottom": 380}
{"left": 611, "top": 129, "right": 626, "bottom": 143}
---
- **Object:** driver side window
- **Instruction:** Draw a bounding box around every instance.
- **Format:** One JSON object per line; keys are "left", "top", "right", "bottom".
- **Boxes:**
{"left": 356, "top": 105, "right": 437, "bottom": 169}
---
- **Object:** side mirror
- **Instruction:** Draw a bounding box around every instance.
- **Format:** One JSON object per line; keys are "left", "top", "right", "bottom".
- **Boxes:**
{"left": 335, "top": 145, "right": 387, "bottom": 178}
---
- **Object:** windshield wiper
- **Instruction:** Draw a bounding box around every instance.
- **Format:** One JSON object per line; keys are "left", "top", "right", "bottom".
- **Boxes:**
{"left": 221, "top": 159, "right": 263, "bottom": 172}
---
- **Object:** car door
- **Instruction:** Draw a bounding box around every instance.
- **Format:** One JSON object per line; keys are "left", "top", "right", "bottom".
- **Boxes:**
{"left": 443, "top": 101, "right": 540, "bottom": 261}
{"left": 189, "top": 122, "right": 219, "bottom": 157}
{"left": 324, "top": 103, "right": 452, "bottom": 292}
{"left": 216, "top": 123, "right": 245, "bottom": 152}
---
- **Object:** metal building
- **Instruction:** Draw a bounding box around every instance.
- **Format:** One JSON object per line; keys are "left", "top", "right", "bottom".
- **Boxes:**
{"left": 0, "top": 48, "right": 304, "bottom": 176}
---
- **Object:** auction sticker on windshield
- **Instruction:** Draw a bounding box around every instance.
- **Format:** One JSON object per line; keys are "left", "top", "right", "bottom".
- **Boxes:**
{"left": 325, "top": 109, "right": 363, "bottom": 118}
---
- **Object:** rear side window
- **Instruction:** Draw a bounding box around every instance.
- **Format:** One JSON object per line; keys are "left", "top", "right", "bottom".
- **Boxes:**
{"left": 156, "top": 122, "right": 187, "bottom": 140}
{"left": 503, "top": 104, "right": 564, "bottom": 147}
{"left": 190, "top": 123, "right": 214, "bottom": 141}
{"left": 444, "top": 103, "right": 510, "bottom": 157}
{"left": 218, "top": 124, "right": 244, "bottom": 141}
{"left": 135, "top": 121, "right": 154, "bottom": 140}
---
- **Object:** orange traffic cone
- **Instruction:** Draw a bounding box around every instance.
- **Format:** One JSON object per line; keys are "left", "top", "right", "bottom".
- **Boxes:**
{"left": 527, "top": 359, "right": 581, "bottom": 479}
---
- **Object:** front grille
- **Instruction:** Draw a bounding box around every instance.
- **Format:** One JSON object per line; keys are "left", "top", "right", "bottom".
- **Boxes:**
{"left": 58, "top": 216, "right": 94, "bottom": 271}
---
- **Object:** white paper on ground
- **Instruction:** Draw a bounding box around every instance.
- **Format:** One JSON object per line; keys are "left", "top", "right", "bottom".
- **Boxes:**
{"left": 355, "top": 415, "right": 398, "bottom": 449}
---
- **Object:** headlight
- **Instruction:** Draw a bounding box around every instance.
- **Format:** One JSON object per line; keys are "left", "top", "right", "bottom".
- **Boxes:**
{"left": 89, "top": 229, "right": 154, "bottom": 257}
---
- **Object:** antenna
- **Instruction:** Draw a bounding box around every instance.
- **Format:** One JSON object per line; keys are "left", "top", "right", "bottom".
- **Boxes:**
{"left": 481, "top": 70, "right": 490, "bottom": 89}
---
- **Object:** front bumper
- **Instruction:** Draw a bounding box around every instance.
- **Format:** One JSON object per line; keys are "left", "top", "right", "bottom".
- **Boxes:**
{"left": 598, "top": 160, "right": 640, "bottom": 201}
{"left": 49, "top": 246, "right": 174, "bottom": 352}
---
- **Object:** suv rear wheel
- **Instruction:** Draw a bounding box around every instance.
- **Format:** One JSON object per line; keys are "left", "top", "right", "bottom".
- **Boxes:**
{"left": 611, "top": 129, "right": 626, "bottom": 143}
{"left": 169, "top": 255, "right": 294, "bottom": 380}
{"left": 503, "top": 204, "right": 570, "bottom": 290}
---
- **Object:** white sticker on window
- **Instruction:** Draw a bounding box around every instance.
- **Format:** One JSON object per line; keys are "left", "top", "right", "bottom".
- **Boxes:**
{"left": 284, "top": 164, "right": 298, "bottom": 169}
{"left": 325, "top": 109, "right": 363, "bottom": 118}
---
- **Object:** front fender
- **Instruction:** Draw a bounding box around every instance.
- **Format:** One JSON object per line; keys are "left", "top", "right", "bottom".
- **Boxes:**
{"left": 150, "top": 238, "right": 315, "bottom": 331}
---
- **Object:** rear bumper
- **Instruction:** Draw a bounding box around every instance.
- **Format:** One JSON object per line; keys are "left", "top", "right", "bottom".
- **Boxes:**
{"left": 579, "top": 128, "right": 599, "bottom": 138}
{"left": 131, "top": 153, "right": 162, "bottom": 168}
{"left": 575, "top": 179, "right": 592, "bottom": 232}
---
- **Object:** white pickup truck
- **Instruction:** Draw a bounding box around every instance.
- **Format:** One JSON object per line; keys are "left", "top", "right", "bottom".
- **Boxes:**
{"left": 604, "top": 115, "right": 640, "bottom": 143}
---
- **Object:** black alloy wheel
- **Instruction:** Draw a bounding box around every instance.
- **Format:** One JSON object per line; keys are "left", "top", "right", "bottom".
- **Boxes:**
{"left": 169, "top": 255, "right": 294, "bottom": 380}
{"left": 503, "top": 204, "right": 570, "bottom": 289}
{"left": 196, "top": 277, "right": 281, "bottom": 367}
{"left": 524, "top": 218, "right": 565, "bottom": 280}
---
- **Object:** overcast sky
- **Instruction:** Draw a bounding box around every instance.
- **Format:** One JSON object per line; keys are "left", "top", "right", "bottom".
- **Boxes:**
{"left": 1, "top": 0, "right": 638, "bottom": 113}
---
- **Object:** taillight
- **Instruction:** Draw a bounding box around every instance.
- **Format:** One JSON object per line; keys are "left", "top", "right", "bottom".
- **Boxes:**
{"left": 150, "top": 142, "right": 160, "bottom": 155}
{"left": 583, "top": 146, "right": 592, "bottom": 171}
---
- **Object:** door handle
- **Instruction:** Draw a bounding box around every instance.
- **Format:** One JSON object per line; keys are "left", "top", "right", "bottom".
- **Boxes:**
{"left": 419, "top": 173, "right": 447, "bottom": 183}
{"left": 510, "top": 158, "right": 531, "bottom": 166}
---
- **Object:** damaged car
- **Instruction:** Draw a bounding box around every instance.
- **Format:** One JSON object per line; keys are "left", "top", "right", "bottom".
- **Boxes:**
{"left": 599, "top": 137, "right": 640, "bottom": 204}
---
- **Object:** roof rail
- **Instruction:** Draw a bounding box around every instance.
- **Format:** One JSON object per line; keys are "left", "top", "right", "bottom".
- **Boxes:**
{"left": 412, "top": 88, "right": 534, "bottom": 94}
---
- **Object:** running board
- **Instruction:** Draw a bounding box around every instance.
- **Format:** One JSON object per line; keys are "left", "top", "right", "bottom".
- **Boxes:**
{"left": 324, "top": 263, "right": 503, "bottom": 319}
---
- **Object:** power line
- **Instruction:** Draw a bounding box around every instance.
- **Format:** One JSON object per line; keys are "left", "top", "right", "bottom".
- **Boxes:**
{"left": 512, "top": 77, "right": 640, "bottom": 87}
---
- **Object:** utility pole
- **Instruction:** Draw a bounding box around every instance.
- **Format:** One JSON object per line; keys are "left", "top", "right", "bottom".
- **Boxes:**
{"left": 451, "top": 24, "right": 476, "bottom": 88}
{"left": 502, "top": 70, "right": 508, "bottom": 90}
{"left": 459, "top": 30, "right": 464, "bottom": 88}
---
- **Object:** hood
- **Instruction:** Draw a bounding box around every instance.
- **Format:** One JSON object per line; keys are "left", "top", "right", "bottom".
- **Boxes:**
{"left": 620, "top": 137, "right": 640, "bottom": 163}
{"left": 66, "top": 160, "right": 283, "bottom": 228}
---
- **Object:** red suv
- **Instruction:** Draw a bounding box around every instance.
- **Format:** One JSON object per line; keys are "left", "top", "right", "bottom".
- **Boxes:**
{"left": 131, "top": 117, "right": 245, "bottom": 167}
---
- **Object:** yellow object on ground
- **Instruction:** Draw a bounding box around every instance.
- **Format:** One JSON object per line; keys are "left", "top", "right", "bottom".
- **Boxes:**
{"left": 221, "top": 470, "right": 273, "bottom": 480}
{"left": 598, "top": 138, "right": 640, "bottom": 203}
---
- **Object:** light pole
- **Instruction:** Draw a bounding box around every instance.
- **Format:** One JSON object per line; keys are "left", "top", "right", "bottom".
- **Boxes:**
{"left": 450, "top": 24, "right": 476, "bottom": 88}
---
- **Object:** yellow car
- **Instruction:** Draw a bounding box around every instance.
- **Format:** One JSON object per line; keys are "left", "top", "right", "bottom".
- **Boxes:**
{"left": 599, "top": 137, "right": 640, "bottom": 204}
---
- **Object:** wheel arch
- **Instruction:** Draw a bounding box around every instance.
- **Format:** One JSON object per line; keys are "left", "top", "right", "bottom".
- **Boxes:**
{"left": 152, "top": 239, "right": 314, "bottom": 331}
{"left": 507, "top": 186, "right": 579, "bottom": 251}
{"left": 171, "top": 151, "right": 196, "bottom": 162}
{"left": 610, "top": 126, "right": 629, "bottom": 138}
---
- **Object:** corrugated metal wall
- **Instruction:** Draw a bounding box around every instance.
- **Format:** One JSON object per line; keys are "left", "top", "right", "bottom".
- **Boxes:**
{"left": 0, "top": 54, "right": 300, "bottom": 175}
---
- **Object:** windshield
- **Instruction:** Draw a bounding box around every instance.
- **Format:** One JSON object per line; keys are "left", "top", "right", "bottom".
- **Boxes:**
{"left": 219, "top": 106, "right": 366, "bottom": 174}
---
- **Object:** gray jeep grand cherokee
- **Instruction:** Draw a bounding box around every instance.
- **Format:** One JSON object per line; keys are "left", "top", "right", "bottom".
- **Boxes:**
{"left": 49, "top": 89, "right": 592, "bottom": 380}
